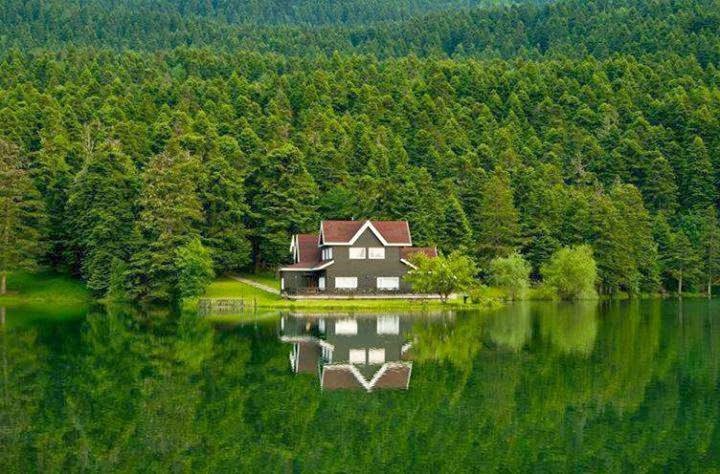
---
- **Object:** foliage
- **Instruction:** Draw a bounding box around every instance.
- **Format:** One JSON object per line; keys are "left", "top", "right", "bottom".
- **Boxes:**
{"left": 0, "top": 140, "right": 47, "bottom": 294}
{"left": 176, "top": 237, "right": 215, "bottom": 299}
{"left": 404, "top": 252, "right": 477, "bottom": 302}
{"left": 489, "top": 252, "right": 531, "bottom": 300}
{"left": 541, "top": 245, "right": 598, "bottom": 300}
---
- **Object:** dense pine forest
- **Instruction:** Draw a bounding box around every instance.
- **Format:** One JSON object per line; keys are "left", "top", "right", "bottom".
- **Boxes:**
{"left": 2, "top": 0, "right": 720, "bottom": 302}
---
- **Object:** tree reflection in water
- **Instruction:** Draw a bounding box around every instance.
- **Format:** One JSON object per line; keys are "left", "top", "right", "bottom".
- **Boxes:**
{"left": 0, "top": 300, "right": 719, "bottom": 472}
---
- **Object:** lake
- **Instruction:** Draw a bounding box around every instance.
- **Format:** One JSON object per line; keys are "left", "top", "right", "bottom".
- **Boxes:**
{"left": 1, "top": 300, "right": 719, "bottom": 472}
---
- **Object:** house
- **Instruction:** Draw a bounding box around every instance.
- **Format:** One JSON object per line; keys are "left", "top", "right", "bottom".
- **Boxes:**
{"left": 279, "top": 220, "right": 437, "bottom": 296}
{"left": 280, "top": 313, "right": 414, "bottom": 391}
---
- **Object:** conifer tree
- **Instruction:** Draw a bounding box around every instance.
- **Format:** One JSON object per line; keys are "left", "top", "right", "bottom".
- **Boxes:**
{"left": 682, "top": 136, "right": 716, "bottom": 210}
{"left": 664, "top": 230, "right": 701, "bottom": 296}
{"left": 67, "top": 141, "right": 139, "bottom": 294}
{"left": 0, "top": 140, "right": 47, "bottom": 294}
{"left": 473, "top": 166, "right": 521, "bottom": 267}
{"left": 126, "top": 146, "right": 203, "bottom": 303}
{"left": 439, "top": 194, "right": 472, "bottom": 253}
{"left": 249, "top": 144, "right": 318, "bottom": 268}
{"left": 697, "top": 206, "right": 720, "bottom": 298}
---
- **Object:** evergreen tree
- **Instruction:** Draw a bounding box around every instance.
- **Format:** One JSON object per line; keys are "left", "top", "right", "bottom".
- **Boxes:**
{"left": 439, "top": 193, "right": 472, "bottom": 253}
{"left": 664, "top": 230, "right": 701, "bottom": 296}
{"left": 682, "top": 136, "right": 716, "bottom": 210}
{"left": 200, "top": 148, "right": 252, "bottom": 274}
{"left": 696, "top": 206, "right": 720, "bottom": 297}
{"left": 0, "top": 140, "right": 47, "bottom": 294}
{"left": 126, "top": 146, "right": 203, "bottom": 303}
{"left": 249, "top": 144, "right": 318, "bottom": 268}
{"left": 67, "top": 141, "right": 139, "bottom": 294}
{"left": 473, "top": 166, "right": 521, "bottom": 268}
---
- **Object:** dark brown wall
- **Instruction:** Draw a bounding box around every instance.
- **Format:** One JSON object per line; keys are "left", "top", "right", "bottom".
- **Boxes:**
{"left": 323, "top": 228, "right": 412, "bottom": 293}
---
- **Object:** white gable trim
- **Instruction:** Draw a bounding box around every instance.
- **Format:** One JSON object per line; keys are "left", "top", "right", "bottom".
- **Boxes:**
{"left": 321, "top": 220, "right": 412, "bottom": 247}
{"left": 279, "top": 260, "right": 335, "bottom": 272}
{"left": 400, "top": 258, "right": 418, "bottom": 269}
{"left": 321, "top": 362, "right": 412, "bottom": 392}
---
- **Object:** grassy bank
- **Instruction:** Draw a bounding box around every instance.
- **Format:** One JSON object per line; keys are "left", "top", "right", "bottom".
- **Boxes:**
{"left": 0, "top": 271, "right": 89, "bottom": 305}
{"left": 193, "top": 276, "right": 499, "bottom": 312}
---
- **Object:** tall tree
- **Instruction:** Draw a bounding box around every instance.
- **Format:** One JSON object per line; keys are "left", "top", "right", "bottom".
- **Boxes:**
{"left": 663, "top": 230, "right": 701, "bottom": 296}
{"left": 249, "top": 144, "right": 318, "bottom": 268}
{"left": 696, "top": 206, "right": 720, "bottom": 298}
{"left": 67, "top": 141, "right": 139, "bottom": 295}
{"left": 472, "top": 166, "right": 521, "bottom": 268}
{"left": 126, "top": 146, "right": 203, "bottom": 303}
{"left": 0, "top": 140, "right": 47, "bottom": 294}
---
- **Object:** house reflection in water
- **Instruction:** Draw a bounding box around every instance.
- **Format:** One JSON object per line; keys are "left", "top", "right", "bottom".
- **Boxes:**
{"left": 279, "top": 314, "right": 413, "bottom": 391}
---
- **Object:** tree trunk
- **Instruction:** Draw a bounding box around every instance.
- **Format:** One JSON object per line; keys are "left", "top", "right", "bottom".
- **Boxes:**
{"left": 677, "top": 275, "right": 683, "bottom": 298}
{"left": 0, "top": 272, "right": 5, "bottom": 296}
{"left": 0, "top": 306, "right": 4, "bottom": 325}
{"left": 709, "top": 278, "right": 713, "bottom": 299}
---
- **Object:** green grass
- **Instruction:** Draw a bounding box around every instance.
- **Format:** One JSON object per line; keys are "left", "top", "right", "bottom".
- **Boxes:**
{"left": 193, "top": 277, "right": 499, "bottom": 312}
{"left": 0, "top": 271, "right": 89, "bottom": 304}
{"left": 237, "top": 271, "right": 280, "bottom": 290}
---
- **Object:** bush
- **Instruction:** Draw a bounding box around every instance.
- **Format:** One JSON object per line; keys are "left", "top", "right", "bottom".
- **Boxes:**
{"left": 468, "top": 285, "right": 506, "bottom": 305}
{"left": 176, "top": 238, "right": 215, "bottom": 299}
{"left": 541, "top": 245, "right": 598, "bottom": 300}
{"left": 405, "top": 251, "right": 476, "bottom": 302}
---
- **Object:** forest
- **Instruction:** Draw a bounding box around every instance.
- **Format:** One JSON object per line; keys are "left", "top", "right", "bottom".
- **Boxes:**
{"left": 2, "top": 0, "right": 720, "bottom": 302}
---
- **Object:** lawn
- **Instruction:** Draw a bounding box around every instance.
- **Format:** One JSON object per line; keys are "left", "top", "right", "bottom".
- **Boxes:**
{"left": 196, "top": 276, "right": 496, "bottom": 312}
{"left": 0, "top": 271, "right": 89, "bottom": 304}
{"left": 237, "top": 271, "right": 281, "bottom": 290}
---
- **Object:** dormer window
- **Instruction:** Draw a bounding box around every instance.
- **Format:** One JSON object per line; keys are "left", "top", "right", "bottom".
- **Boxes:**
{"left": 368, "top": 247, "right": 385, "bottom": 259}
{"left": 322, "top": 247, "right": 333, "bottom": 260}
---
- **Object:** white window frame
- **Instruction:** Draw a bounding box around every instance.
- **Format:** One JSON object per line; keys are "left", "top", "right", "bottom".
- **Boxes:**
{"left": 319, "top": 276, "right": 326, "bottom": 290}
{"left": 349, "top": 349, "right": 366, "bottom": 364}
{"left": 368, "top": 247, "right": 385, "bottom": 259}
{"left": 376, "top": 277, "right": 400, "bottom": 291}
{"left": 335, "top": 277, "right": 358, "bottom": 289}
{"left": 281, "top": 277, "right": 285, "bottom": 291}
{"left": 335, "top": 319, "right": 358, "bottom": 335}
{"left": 349, "top": 247, "right": 366, "bottom": 259}
{"left": 322, "top": 247, "right": 333, "bottom": 260}
{"left": 377, "top": 316, "right": 400, "bottom": 335}
{"left": 368, "top": 348, "right": 386, "bottom": 364}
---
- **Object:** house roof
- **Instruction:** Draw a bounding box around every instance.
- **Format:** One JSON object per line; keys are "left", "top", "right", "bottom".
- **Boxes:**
{"left": 279, "top": 260, "right": 334, "bottom": 272}
{"left": 297, "top": 233, "right": 320, "bottom": 263}
{"left": 321, "top": 220, "right": 412, "bottom": 245}
{"left": 320, "top": 362, "right": 412, "bottom": 391}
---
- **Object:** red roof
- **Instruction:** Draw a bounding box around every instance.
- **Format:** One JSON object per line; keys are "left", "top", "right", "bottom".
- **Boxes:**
{"left": 401, "top": 247, "right": 438, "bottom": 259}
{"left": 321, "top": 220, "right": 411, "bottom": 244}
{"left": 297, "top": 234, "right": 320, "bottom": 263}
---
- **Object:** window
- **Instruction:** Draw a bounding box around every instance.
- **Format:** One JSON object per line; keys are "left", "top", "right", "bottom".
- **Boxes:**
{"left": 368, "top": 348, "right": 385, "bottom": 364}
{"left": 322, "top": 247, "right": 333, "bottom": 260}
{"left": 377, "top": 316, "right": 400, "bottom": 335}
{"left": 349, "top": 247, "right": 366, "bottom": 259}
{"left": 319, "top": 277, "right": 326, "bottom": 290}
{"left": 335, "top": 319, "right": 358, "bottom": 335}
{"left": 335, "top": 277, "right": 358, "bottom": 289}
{"left": 376, "top": 277, "right": 400, "bottom": 290}
{"left": 368, "top": 247, "right": 385, "bottom": 259}
{"left": 349, "top": 349, "right": 366, "bottom": 364}
{"left": 281, "top": 278, "right": 285, "bottom": 291}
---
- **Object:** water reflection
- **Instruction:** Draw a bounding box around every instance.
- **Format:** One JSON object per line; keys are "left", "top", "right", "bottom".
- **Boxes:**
{"left": 280, "top": 313, "right": 415, "bottom": 391}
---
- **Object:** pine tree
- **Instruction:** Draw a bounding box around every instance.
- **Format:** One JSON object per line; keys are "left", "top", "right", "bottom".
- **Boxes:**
{"left": 664, "top": 230, "right": 701, "bottom": 296}
{"left": 67, "top": 141, "right": 139, "bottom": 294}
{"left": 126, "top": 146, "right": 203, "bottom": 303}
{"left": 439, "top": 193, "right": 473, "bottom": 253}
{"left": 697, "top": 206, "right": 720, "bottom": 298}
{"left": 682, "top": 136, "right": 716, "bottom": 210}
{"left": 473, "top": 167, "right": 521, "bottom": 268}
{"left": 249, "top": 144, "right": 318, "bottom": 268}
{"left": 0, "top": 140, "right": 47, "bottom": 294}
{"left": 201, "top": 150, "right": 252, "bottom": 274}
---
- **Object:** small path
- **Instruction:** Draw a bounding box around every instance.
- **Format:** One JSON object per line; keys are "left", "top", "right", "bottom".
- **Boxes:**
{"left": 230, "top": 276, "right": 281, "bottom": 295}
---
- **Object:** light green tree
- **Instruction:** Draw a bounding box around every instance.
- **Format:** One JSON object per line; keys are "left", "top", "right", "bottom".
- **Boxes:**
{"left": 541, "top": 245, "right": 598, "bottom": 300}
{"left": 404, "top": 252, "right": 476, "bottom": 302}
{"left": 176, "top": 237, "right": 215, "bottom": 299}
{"left": 489, "top": 252, "right": 531, "bottom": 300}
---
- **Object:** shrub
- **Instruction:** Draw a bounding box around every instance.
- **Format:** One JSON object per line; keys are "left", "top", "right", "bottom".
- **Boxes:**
{"left": 489, "top": 252, "right": 531, "bottom": 300}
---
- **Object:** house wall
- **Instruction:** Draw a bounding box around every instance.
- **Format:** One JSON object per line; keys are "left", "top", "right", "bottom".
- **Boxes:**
{"left": 323, "top": 228, "right": 412, "bottom": 294}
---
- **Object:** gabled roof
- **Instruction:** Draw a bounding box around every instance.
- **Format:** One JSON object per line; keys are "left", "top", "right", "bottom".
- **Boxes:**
{"left": 320, "top": 362, "right": 412, "bottom": 391}
{"left": 320, "top": 220, "right": 412, "bottom": 246}
{"left": 296, "top": 233, "right": 320, "bottom": 263}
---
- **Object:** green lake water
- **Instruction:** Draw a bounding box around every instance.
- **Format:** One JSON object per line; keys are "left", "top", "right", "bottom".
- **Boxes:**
{"left": 1, "top": 300, "right": 719, "bottom": 472}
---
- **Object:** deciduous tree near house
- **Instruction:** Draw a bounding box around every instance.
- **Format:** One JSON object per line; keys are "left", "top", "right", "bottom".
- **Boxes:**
{"left": 0, "top": 140, "right": 47, "bottom": 295}
{"left": 404, "top": 252, "right": 476, "bottom": 302}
